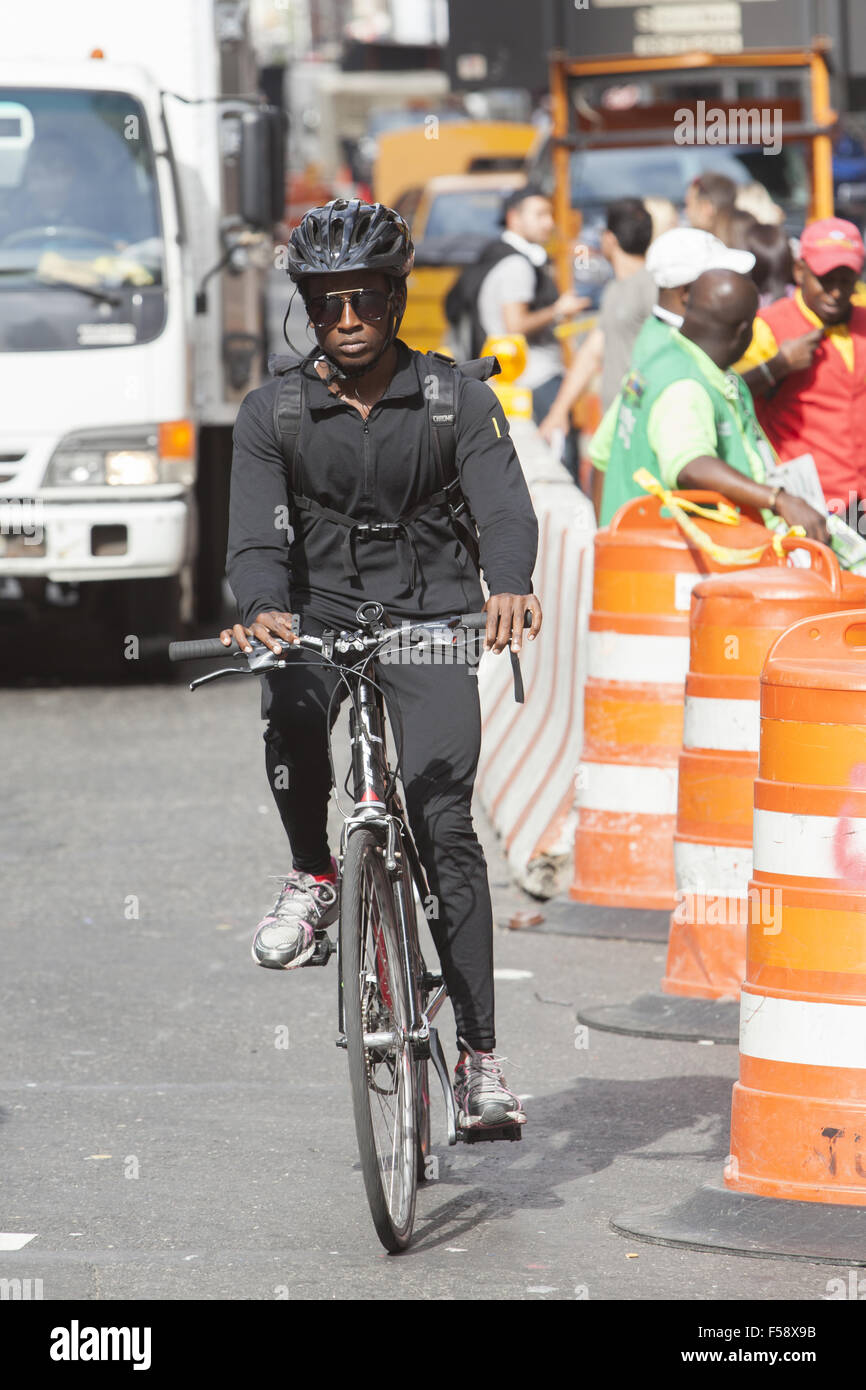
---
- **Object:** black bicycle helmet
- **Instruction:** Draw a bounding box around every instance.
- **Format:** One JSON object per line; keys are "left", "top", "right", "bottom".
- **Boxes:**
{"left": 286, "top": 198, "right": 415, "bottom": 282}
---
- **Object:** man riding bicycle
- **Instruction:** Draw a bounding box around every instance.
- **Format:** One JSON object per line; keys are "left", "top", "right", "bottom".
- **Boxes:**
{"left": 221, "top": 199, "right": 541, "bottom": 1132}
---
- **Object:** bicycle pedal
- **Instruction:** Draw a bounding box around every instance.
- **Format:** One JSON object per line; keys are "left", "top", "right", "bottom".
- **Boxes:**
{"left": 459, "top": 1120, "right": 524, "bottom": 1144}
{"left": 301, "top": 930, "right": 337, "bottom": 967}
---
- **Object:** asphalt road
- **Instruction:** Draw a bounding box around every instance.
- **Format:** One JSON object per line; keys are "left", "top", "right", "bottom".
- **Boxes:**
{"left": 0, "top": 667, "right": 853, "bottom": 1303}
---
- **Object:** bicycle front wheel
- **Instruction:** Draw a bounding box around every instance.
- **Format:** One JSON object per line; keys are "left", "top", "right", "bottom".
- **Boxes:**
{"left": 340, "top": 827, "right": 418, "bottom": 1252}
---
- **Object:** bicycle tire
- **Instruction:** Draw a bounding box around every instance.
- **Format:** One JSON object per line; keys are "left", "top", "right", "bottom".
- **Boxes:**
{"left": 340, "top": 826, "right": 418, "bottom": 1252}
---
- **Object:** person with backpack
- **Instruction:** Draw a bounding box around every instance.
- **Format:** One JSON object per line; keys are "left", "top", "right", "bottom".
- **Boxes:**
{"left": 445, "top": 184, "right": 588, "bottom": 415}
{"left": 220, "top": 199, "right": 541, "bottom": 1132}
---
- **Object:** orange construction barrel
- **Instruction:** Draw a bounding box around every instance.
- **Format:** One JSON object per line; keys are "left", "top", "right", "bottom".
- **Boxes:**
{"left": 571, "top": 491, "right": 771, "bottom": 911}
{"left": 665, "top": 539, "right": 866, "bottom": 1000}
{"left": 724, "top": 607, "right": 866, "bottom": 1204}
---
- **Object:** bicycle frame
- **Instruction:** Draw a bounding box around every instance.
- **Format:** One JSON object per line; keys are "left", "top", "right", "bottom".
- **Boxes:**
{"left": 335, "top": 662, "right": 457, "bottom": 1142}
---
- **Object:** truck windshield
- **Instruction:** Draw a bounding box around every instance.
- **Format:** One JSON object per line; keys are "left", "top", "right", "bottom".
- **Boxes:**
{"left": 0, "top": 88, "right": 164, "bottom": 292}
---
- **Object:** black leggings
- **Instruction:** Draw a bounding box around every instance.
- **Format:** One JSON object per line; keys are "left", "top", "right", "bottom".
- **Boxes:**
{"left": 260, "top": 619, "right": 495, "bottom": 1051}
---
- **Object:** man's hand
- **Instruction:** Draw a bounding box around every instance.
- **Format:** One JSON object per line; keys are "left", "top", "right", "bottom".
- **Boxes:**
{"left": 777, "top": 326, "right": 824, "bottom": 375}
{"left": 483, "top": 593, "right": 542, "bottom": 654}
{"left": 774, "top": 491, "right": 829, "bottom": 543}
{"left": 219, "top": 609, "right": 298, "bottom": 655}
{"left": 553, "top": 291, "right": 590, "bottom": 324}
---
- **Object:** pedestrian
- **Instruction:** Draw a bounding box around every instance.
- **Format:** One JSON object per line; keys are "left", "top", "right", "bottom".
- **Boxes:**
{"left": 734, "top": 180, "right": 786, "bottom": 226}
{"left": 735, "top": 216, "right": 866, "bottom": 523}
{"left": 588, "top": 232, "right": 755, "bottom": 519}
{"left": 742, "top": 221, "right": 795, "bottom": 305}
{"left": 455, "top": 183, "right": 588, "bottom": 408}
{"left": 222, "top": 199, "right": 541, "bottom": 1133}
{"left": 588, "top": 268, "right": 828, "bottom": 539}
{"left": 538, "top": 198, "right": 655, "bottom": 452}
{"left": 684, "top": 172, "right": 738, "bottom": 242}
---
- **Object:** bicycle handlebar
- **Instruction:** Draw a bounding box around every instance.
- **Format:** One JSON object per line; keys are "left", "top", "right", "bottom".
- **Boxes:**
{"left": 168, "top": 610, "right": 532, "bottom": 665}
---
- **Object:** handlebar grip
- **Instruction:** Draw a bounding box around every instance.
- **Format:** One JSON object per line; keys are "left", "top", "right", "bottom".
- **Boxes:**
{"left": 459, "top": 610, "right": 533, "bottom": 629}
{"left": 168, "top": 637, "right": 240, "bottom": 662}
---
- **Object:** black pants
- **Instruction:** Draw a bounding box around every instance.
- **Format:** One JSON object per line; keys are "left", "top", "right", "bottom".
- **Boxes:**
{"left": 260, "top": 618, "right": 495, "bottom": 1051}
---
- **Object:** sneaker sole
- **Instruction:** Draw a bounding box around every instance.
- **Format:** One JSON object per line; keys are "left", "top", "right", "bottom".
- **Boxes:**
{"left": 251, "top": 936, "right": 317, "bottom": 971}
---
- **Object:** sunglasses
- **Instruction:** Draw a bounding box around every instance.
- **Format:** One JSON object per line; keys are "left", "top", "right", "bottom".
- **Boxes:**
{"left": 307, "top": 287, "right": 393, "bottom": 330}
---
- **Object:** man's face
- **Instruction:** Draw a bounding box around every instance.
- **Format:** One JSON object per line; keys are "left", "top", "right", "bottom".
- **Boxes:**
{"left": 305, "top": 269, "right": 395, "bottom": 373}
{"left": 795, "top": 259, "right": 858, "bottom": 325}
{"left": 508, "top": 195, "right": 554, "bottom": 246}
{"left": 685, "top": 184, "right": 713, "bottom": 232}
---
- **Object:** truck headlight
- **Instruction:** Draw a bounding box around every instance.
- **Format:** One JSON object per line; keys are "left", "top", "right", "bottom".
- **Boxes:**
{"left": 106, "top": 448, "right": 159, "bottom": 485}
{"left": 45, "top": 422, "right": 196, "bottom": 487}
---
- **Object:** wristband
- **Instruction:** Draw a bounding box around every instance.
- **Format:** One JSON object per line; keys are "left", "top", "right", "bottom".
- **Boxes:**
{"left": 758, "top": 359, "right": 776, "bottom": 386}
{"left": 767, "top": 485, "right": 785, "bottom": 511}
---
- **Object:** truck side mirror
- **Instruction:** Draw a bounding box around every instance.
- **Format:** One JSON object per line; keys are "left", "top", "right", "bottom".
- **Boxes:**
{"left": 239, "top": 105, "right": 286, "bottom": 229}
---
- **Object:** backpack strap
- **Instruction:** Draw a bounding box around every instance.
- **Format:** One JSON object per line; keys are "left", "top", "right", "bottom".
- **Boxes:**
{"left": 272, "top": 362, "right": 305, "bottom": 494}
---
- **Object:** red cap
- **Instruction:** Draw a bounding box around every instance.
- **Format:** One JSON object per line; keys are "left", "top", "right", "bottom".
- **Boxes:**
{"left": 799, "top": 217, "right": 865, "bottom": 276}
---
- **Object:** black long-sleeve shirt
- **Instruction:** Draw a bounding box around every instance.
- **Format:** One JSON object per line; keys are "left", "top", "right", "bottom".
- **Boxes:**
{"left": 225, "top": 340, "right": 538, "bottom": 629}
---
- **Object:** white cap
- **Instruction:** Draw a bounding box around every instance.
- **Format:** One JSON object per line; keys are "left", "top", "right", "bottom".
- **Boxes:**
{"left": 646, "top": 228, "right": 756, "bottom": 289}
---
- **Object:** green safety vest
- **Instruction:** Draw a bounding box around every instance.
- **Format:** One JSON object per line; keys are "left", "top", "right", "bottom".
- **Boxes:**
{"left": 600, "top": 335, "right": 768, "bottom": 526}
{"left": 630, "top": 313, "right": 674, "bottom": 369}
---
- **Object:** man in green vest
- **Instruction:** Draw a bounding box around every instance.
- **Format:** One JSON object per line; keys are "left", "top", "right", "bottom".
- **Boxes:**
{"left": 589, "top": 268, "right": 828, "bottom": 539}
{"left": 588, "top": 227, "right": 754, "bottom": 515}
{"left": 634, "top": 226, "right": 755, "bottom": 365}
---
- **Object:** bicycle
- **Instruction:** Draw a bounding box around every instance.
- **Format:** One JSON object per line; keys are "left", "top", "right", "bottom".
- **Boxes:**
{"left": 169, "top": 601, "right": 528, "bottom": 1253}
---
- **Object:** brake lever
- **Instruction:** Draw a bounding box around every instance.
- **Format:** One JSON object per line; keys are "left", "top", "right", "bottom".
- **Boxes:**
{"left": 189, "top": 665, "right": 265, "bottom": 691}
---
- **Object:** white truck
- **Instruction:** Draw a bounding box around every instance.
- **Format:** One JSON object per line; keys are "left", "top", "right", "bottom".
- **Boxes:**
{"left": 0, "top": 0, "right": 284, "bottom": 643}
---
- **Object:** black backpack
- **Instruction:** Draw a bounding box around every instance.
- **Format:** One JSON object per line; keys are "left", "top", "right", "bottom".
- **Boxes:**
{"left": 444, "top": 239, "right": 556, "bottom": 358}
{"left": 266, "top": 348, "right": 526, "bottom": 701}
{"left": 268, "top": 348, "right": 500, "bottom": 585}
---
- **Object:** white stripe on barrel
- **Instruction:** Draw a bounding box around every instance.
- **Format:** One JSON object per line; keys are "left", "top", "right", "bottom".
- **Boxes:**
{"left": 576, "top": 761, "right": 678, "bottom": 815}
{"left": 673, "top": 840, "right": 754, "bottom": 894}
{"left": 683, "top": 695, "right": 760, "bottom": 753}
{"left": 740, "top": 989, "right": 866, "bottom": 1070}
{"left": 753, "top": 807, "right": 866, "bottom": 881}
{"left": 587, "top": 630, "right": 690, "bottom": 684}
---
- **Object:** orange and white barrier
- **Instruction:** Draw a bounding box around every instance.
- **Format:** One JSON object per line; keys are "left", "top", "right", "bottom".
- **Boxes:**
{"left": 476, "top": 419, "right": 595, "bottom": 897}
{"left": 725, "top": 608, "right": 866, "bottom": 1204}
{"left": 665, "top": 540, "right": 866, "bottom": 999}
{"left": 570, "top": 493, "right": 771, "bottom": 911}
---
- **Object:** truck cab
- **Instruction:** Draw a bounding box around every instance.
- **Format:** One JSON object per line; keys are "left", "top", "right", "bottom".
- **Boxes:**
{"left": 0, "top": 1, "right": 283, "bottom": 647}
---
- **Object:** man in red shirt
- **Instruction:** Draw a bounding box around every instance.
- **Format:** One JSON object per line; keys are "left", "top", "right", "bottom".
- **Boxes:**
{"left": 736, "top": 217, "right": 866, "bottom": 528}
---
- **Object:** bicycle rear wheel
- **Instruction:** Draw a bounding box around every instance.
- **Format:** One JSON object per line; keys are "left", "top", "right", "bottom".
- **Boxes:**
{"left": 340, "top": 826, "right": 418, "bottom": 1252}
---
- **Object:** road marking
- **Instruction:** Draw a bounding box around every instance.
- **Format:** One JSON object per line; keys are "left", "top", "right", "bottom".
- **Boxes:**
{"left": 493, "top": 968, "right": 533, "bottom": 980}
{"left": 0, "top": 1233, "right": 36, "bottom": 1250}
